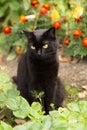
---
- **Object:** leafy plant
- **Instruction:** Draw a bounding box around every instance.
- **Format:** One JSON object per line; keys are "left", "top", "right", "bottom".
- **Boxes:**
{"left": 64, "top": 2, "right": 87, "bottom": 58}
{"left": 0, "top": 0, "right": 70, "bottom": 57}
{"left": 0, "top": 0, "right": 27, "bottom": 27}
{"left": 1, "top": 0, "right": 87, "bottom": 58}
{"left": 0, "top": 72, "right": 87, "bottom": 129}
{"left": 0, "top": 121, "right": 13, "bottom": 130}
{"left": 0, "top": 73, "right": 14, "bottom": 92}
{"left": 0, "top": 100, "right": 87, "bottom": 130}
{"left": 13, "top": 100, "right": 87, "bottom": 130}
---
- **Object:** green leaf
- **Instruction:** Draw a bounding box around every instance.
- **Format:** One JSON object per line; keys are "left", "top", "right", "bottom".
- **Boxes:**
{"left": 31, "top": 102, "right": 42, "bottom": 112}
{"left": 7, "top": 52, "right": 17, "bottom": 61}
{"left": 67, "top": 101, "right": 87, "bottom": 114}
{"left": 13, "top": 39, "right": 26, "bottom": 49}
{"left": 78, "top": 100, "right": 87, "bottom": 114}
{"left": 14, "top": 125, "right": 26, "bottom": 130}
{"left": 58, "top": 107, "right": 70, "bottom": 118}
{"left": 68, "top": 122, "right": 87, "bottom": 130}
{"left": 13, "top": 96, "right": 30, "bottom": 118}
{"left": 0, "top": 93, "right": 7, "bottom": 103}
{"left": 0, "top": 4, "right": 8, "bottom": 17}
{"left": 23, "top": 0, "right": 30, "bottom": 11}
{"left": 0, "top": 89, "right": 20, "bottom": 105}
{"left": 0, "top": 121, "right": 12, "bottom": 130}
{"left": 0, "top": 73, "right": 13, "bottom": 92}
{"left": 67, "top": 102, "right": 81, "bottom": 112}
{"left": 0, "top": 73, "right": 10, "bottom": 83}
{"left": 6, "top": 89, "right": 20, "bottom": 98}
{"left": 14, "top": 121, "right": 42, "bottom": 130}
{"left": 0, "top": 126, "right": 3, "bottom": 130}
{"left": 6, "top": 97, "right": 20, "bottom": 111}
{"left": 8, "top": 1, "right": 22, "bottom": 11}
{"left": 41, "top": 116, "right": 51, "bottom": 130}
{"left": 6, "top": 96, "right": 30, "bottom": 118}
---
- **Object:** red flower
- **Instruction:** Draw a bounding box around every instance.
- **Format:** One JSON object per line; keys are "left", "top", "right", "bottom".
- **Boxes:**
{"left": 19, "top": 15, "right": 28, "bottom": 23}
{"left": 42, "top": 4, "right": 50, "bottom": 10}
{"left": 64, "top": 39, "right": 70, "bottom": 46}
{"left": 40, "top": 7, "right": 48, "bottom": 16}
{"left": 31, "top": 0, "right": 39, "bottom": 8}
{"left": 73, "top": 29, "right": 82, "bottom": 38}
{"left": 3, "top": 26, "right": 12, "bottom": 34}
{"left": 82, "top": 38, "right": 87, "bottom": 47}
{"left": 53, "top": 21, "right": 62, "bottom": 30}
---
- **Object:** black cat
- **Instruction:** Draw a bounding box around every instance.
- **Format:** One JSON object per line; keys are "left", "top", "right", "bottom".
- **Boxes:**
{"left": 13, "top": 27, "right": 65, "bottom": 114}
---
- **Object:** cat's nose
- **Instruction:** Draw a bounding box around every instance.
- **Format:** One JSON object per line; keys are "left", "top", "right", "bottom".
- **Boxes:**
{"left": 37, "top": 49, "right": 41, "bottom": 55}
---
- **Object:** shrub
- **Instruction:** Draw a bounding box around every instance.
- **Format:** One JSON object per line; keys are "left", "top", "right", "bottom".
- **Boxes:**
{"left": 1, "top": 0, "right": 87, "bottom": 58}
{"left": 0, "top": 72, "right": 87, "bottom": 130}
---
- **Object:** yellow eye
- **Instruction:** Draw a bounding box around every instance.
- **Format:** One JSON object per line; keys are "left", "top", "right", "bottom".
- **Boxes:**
{"left": 31, "top": 45, "right": 35, "bottom": 49}
{"left": 43, "top": 44, "right": 48, "bottom": 49}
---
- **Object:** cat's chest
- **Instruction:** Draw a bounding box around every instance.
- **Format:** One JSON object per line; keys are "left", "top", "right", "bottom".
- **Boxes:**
{"left": 27, "top": 60, "right": 58, "bottom": 91}
{"left": 29, "top": 62, "right": 58, "bottom": 80}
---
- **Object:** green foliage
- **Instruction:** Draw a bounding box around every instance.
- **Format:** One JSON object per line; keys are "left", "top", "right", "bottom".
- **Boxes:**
{"left": 64, "top": 3, "right": 87, "bottom": 58}
{"left": 14, "top": 101, "right": 87, "bottom": 130}
{"left": 0, "top": 0, "right": 26, "bottom": 26}
{"left": 65, "top": 17, "right": 87, "bottom": 58}
{"left": 0, "top": 0, "right": 87, "bottom": 57}
{"left": 0, "top": 73, "right": 13, "bottom": 92}
{"left": 1, "top": 0, "right": 87, "bottom": 58}
{"left": 0, "top": 72, "right": 87, "bottom": 129}
{"left": 0, "top": 0, "right": 70, "bottom": 56}
{"left": 0, "top": 73, "right": 43, "bottom": 119}
{"left": 65, "top": 84, "right": 79, "bottom": 102}
{"left": 0, "top": 101, "right": 87, "bottom": 130}
{"left": 0, "top": 121, "right": 12, "bottom": 130}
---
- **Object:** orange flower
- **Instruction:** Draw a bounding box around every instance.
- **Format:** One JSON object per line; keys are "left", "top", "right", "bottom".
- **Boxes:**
{"left": 3, "top": 26, "right": 12, "bottom": 34}
{"left": 64, "top": 39, "right": 70, "bottom": 46}
{"left": 19, "top": 15, "right": 28, "bottom": 23}
{"left": 31, "top": 0, "right": 39, "bottom": 8}
{"left": 43, "top": 4, "right": 50, "bottom": 10}
{"left": 53, "top": 21, "right": 62, "bottom": 30}
{"left": 82, "top": 38, "right": 87, "bottom": 47}
{"left": 40, "top": 7, "right": 48, "bottom": 16}
{"left": 73, "top": 29, "right": 82, "bottom": 38}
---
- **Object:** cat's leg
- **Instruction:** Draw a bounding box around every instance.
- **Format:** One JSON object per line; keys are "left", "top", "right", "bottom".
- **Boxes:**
{"left": 54, "top": 77, "right": 65, "bottom": 109}
{"left": 44, "top": 78, "right": 65, "bottom": 114}
{"left": 17, "top": 55, "right": 29, "bottom": 102}
{"left": 44, "top": 85, "right": 56, "bottom": 114}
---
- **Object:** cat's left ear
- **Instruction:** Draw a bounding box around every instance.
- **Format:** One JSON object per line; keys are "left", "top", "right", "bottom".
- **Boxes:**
{"left": 46, "top": 27, "right": 56, "bottom": 39}
{"left": 23, "top": 30, "right": 34, "bottom": 39}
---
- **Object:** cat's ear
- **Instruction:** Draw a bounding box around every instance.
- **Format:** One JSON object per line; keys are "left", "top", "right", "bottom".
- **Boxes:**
{"left": 23, "top": 30, "right": 34, "bottom": 39}
{"left": 46, "top": 27, "right": 56, "bottom": 39}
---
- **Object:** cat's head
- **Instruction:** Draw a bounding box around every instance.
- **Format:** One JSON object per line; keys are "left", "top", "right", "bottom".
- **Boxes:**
{"left": 24, "top": 27, "right": 58, "bottom": 59}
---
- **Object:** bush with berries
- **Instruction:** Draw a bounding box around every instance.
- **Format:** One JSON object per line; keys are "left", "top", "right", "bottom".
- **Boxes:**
{"left": 64, "top": 3, "right": 87, "bottom": 58}
{"left": 0, "top": 0, "right": 87, "bottom": 59}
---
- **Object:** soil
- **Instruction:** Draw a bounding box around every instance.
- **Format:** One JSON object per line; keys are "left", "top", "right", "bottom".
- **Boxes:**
{"left": 59, "top": 57, "right": 87, "bottom": 86}
{"left": 0, "top": 52, "right": 87, "bottom": 87}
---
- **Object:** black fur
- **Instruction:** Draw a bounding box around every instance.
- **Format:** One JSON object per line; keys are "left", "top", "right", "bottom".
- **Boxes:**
{"left": 14, "top": 27, "right": 65, "bottom": 114}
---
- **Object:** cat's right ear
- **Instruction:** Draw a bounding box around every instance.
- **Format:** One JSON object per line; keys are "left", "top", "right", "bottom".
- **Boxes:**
{"left": 23, "top": 30, "right": 34, "bottom": 39}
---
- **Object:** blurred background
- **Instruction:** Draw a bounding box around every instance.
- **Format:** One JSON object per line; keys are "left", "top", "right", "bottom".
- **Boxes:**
{"left": 0, "top": 0, "right": 87, "bottom": 60}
